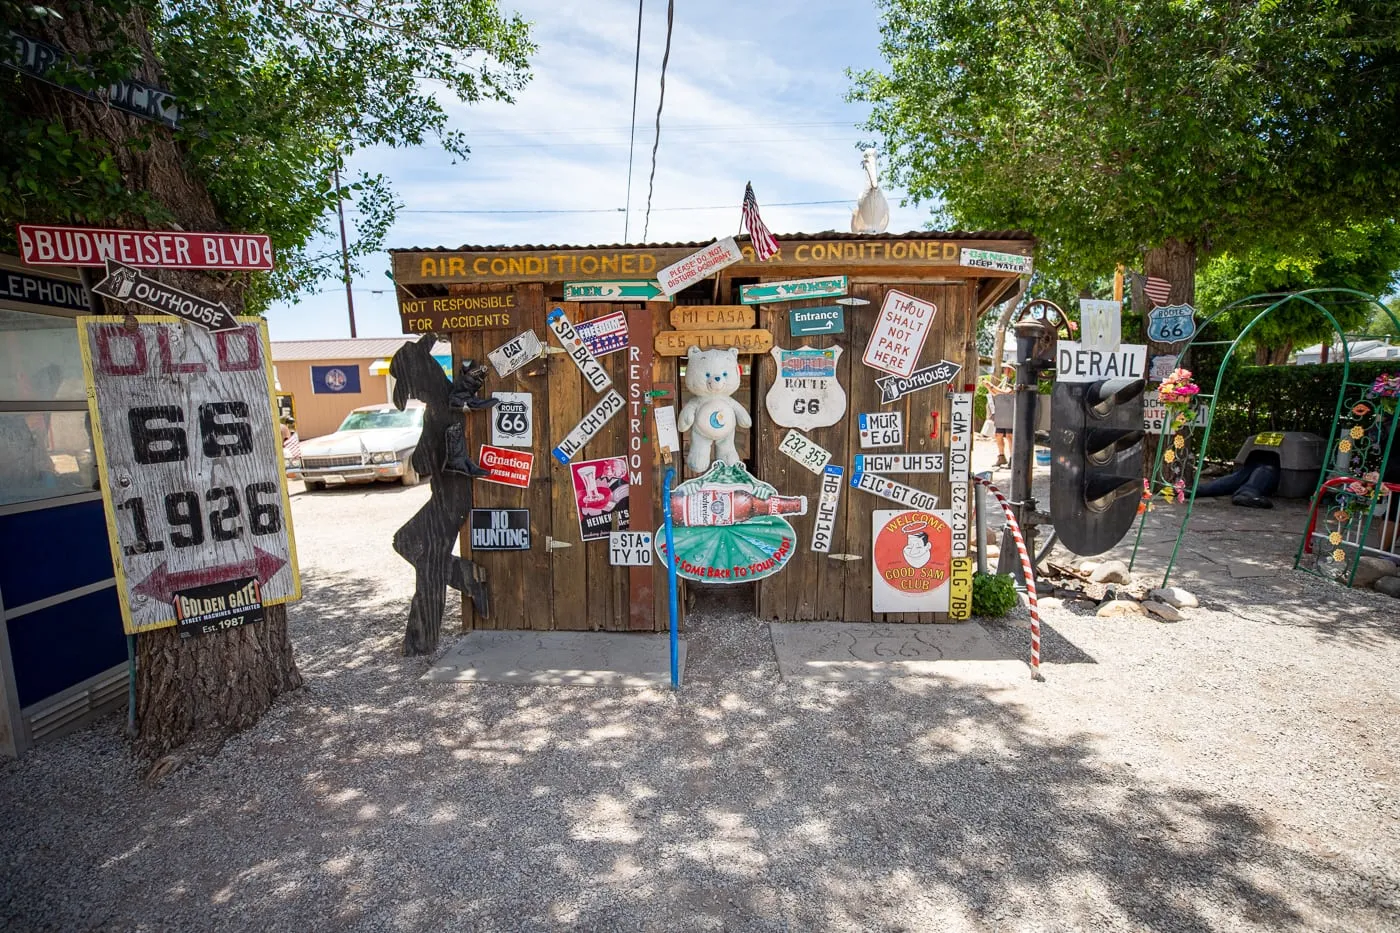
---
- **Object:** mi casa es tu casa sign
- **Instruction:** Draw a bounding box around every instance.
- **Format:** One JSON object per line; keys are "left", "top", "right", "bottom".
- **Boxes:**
{"left": 393, "top": 237, "right": 1019, "bottom": 285}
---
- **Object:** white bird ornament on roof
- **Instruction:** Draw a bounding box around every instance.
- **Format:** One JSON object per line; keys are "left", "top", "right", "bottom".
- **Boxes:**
{"left": 851, "top": 148, "right": 890, "bottom": 235}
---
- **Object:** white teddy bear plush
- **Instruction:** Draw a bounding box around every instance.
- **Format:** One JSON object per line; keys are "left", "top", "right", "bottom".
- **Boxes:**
{"left": 677, "top": 345, "right": 751, "bottom": 472}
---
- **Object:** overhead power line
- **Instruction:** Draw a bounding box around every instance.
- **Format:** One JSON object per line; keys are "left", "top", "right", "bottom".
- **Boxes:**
{"left": 641, "top": 0, "right": 675, "bottom": 242}
{"left": 623, "top": 0, "right": 644, "bottom": 242}
{"left": 394, "top": 199, "right": 849, "bottom": 216}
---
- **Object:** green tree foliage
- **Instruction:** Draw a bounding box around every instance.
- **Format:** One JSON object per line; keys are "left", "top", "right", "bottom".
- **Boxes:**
{"left": 1195, "top": 222, "right": 1400, "bottom": 361}
{"left": 851, "top": 0, "right": 1400, "bottom": 286}
{"left": 1, "top": 0, "right": 534, "bottom": 308}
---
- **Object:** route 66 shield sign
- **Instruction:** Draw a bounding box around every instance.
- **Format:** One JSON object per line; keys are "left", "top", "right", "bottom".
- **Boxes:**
{"left": 765, "top": 345, "right": 846, "bottom": 429}
{"left": 490, "top": 391, "right": 532, "bottom": 447}
{"left": 1147, "top": 304, "right": 1196, "bottom": 344}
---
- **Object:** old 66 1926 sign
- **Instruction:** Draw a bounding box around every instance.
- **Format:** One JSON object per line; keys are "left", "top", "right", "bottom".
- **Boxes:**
{"left": 79, "top": 316, "right": 300, "bottom": 635}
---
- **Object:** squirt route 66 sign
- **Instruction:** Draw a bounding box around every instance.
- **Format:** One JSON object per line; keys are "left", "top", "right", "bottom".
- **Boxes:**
{"left": 765, "top": 345, "right": 846, "bottom": 429}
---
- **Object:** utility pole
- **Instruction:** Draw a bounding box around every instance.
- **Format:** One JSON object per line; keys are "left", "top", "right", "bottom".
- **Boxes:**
{"left": 333, "top": 154, "right": 357, "bottom": 337}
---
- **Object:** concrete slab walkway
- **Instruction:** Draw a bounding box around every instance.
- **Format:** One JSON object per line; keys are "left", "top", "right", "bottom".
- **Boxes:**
{"left": 426, "top": 630, "right": 686, "bottom": 687}
{"left": 769, "top": 621, "right": 1026, "bottom": 683}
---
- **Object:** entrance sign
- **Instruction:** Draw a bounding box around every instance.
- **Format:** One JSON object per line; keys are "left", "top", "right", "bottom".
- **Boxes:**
{"left": 654, "top": 462, "right": 807, "bottom": 583}
{"left": 479, "top": 445, "right": 534, "bottom": 487}
{"left": 469, "top": 509, "right": 531, "bottom": 551}
{"left": 862, "top": 289, "right": 937, "bottom": 378}
{"left": 959, "top": 248, "right": 1032, "bottom": 275}
{"left": 552, "top": 389, "right": 625, "bottom": 463}
{"left": 18, "top": 224, "right": 273, "bottom": 270}
{"left": 174, "top": 577, "right": 264, "bottom": 640}
{"left": 489, "top": 392, "right": 533, "bottom": 447}
{"left": 1055, "top": 341, "right": 1147, "bottom": 383}
{"left": 575, "top": 309, "right": 630, "bottom": 358}
{"left": 859, "top": 411, "right": 903, "bottom": 448}
{"left": 810, "top": 465, "right": 844, "bottom": 553}
{"left": 565, "top": 280, "right": 667, "bottom": 301}
{"left": 77, "top": 317, "right": 300, "bottom": 634}
{"left": 654, "top": 329, "right": 773, "bottom": 356}
{"left": 740, "top": 275, "right": 848, "bottom": 305}
{"left": 778, "top": 429, "right": 832, "bottom": 474}
{"left": 854, "top": 453, "right": 944, "bottom": 474}
{"left": 948, "top": 392, "right": 973, "bottom": 556}
{"left": 874, "top": 359, "right": 961, "bottom": 404}
{"left": 610, "top": 532, "right": 654, "bottom": 566}
{"left": 547, "top": 307, "right": 611, "bottom": 391}
{"left": 765, "top": 346, "right": 846, "bottom": 429}
{"left": 850, "top": 471, "right": 939, "bottom": 511}
{"left": 788, "top": 305, "right": 844, "bottom": 337}
{"left": 5, "top": 30, "right": 182, "bottom": 129}
{"left": 1078, "top": 299, "right": 1122, "bottom": 350}
{"left": 570, "top": 456, "right": 630, "bottom": 541}
{"left": 488, "top": 330, "right": 544, "bottom": 378}
{"left": 398, "top": 291, "right": 516, "bottom": 334}
{"left": 670, "top": 305, "right": 756, "bottom": 328}
{"left": 657, "top": 237, "right": 743, "bottom": 296}
{"left": 1147, "top": 304, "right": 1197, "bottom": 344}
{"left": 91, "top": 259, "right": 238, "bottom": 331}
{"left": 872, "top": 510, "right": 953, "bottom": 613}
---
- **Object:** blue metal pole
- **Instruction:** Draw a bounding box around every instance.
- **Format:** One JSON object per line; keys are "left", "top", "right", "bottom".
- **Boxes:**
{"left": 663, "top": 467, "right": 679, "bottom": 690}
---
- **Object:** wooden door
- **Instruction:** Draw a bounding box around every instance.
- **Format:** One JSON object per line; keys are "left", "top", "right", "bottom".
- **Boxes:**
{"left": 452, "top": 289, "right": 667, "bottom": 632}
{"left": 753, "top": 282, "right": 978, "bottom": 623}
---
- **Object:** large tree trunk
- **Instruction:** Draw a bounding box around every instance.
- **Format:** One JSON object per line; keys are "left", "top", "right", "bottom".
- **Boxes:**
{"left": 1134, "top": 237, "right": 1198, "bottom": 367}
{"left": 23, "top": 7, "right": 303, "bottom": 757}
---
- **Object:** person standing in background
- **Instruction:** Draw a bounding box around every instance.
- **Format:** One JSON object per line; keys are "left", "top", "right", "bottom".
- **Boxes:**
{"left": 985, "top": 365, "right": 1016, "bottom": 469}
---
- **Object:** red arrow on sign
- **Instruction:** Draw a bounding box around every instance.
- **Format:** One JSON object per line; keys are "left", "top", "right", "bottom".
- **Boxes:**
{"left": 132, "top": 547, "right": 286, "bottom": 603}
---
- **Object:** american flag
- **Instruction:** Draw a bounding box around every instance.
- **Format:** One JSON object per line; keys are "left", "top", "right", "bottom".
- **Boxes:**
{"left": 283, "top": 431, "right": 301, "bottom": 462}
{"left": 1134, "top": 271, "right": 1173, "bottom": 307}
{"left": 740, "top": 182, "right": 781, "bottom": 261}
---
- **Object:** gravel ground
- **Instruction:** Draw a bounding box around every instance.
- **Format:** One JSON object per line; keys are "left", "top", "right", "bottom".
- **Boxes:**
{"left": 2, "top": 464, "right": 1399, "bottom": 932}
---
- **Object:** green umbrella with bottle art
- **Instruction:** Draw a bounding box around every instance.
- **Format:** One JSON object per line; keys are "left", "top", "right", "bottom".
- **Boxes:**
{"left": 657, "top": 462, "right": 808, "bottom": 583}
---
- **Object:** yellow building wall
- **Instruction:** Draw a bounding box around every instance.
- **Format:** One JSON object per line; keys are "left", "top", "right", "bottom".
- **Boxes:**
{"left": 274, "top": 358, "right": 390, "bottom": 440}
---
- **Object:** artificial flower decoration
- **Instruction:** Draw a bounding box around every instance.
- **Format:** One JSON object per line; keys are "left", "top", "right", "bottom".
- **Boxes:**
{"left": 1329, "top": 531, "right": 1343, "bottom": 545}
{"left": 1339, "top": 439, "right": 1352, "bottom": 452}
{"left": 1350, "top": 425, "right": 1364, "bottom": 439}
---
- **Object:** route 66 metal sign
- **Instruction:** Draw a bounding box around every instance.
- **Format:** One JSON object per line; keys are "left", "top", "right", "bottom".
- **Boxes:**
{"left": 490, "top": 391, "right": 532, "bottom": 447}
{"left": 1147, "top": 304, "right": 1196, "bottom": 344}
{"left": 765, "top": 345, "right": 846, "bottom": 429}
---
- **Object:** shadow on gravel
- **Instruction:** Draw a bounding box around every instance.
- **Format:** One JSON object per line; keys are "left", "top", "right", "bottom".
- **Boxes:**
{"left": 1, "top": 578, "right": 1392, "bottom": 930}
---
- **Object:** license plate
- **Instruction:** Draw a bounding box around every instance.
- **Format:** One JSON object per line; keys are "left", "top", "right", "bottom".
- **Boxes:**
{"left": 322, "top": 475, "right": 346, "bottom": 484}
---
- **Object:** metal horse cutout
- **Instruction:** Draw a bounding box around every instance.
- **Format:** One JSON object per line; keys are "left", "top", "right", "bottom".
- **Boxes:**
{"left": 389, "top": 333, "right": 490, "bottom": 655}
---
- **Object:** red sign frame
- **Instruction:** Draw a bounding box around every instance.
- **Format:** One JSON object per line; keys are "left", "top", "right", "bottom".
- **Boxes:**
{"left": 17, "top": 224, "right": 274, "bottom": 271}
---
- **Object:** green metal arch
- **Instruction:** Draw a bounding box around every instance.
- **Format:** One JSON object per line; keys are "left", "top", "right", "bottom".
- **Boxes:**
{"left": 1128, "top": 289, "right": 1400, "bottom": 586}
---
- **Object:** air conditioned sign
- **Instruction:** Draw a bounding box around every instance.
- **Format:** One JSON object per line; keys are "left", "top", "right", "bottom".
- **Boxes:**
{"left": 77, "top": 317, "right": 300, "bottom": 634}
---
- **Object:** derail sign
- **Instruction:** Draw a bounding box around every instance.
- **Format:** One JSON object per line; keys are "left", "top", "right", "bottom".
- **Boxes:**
{"left": 18, "top": 224, "right": 274, "bottom": 270}
{"left": 77, "top": 317, "right": 300, "bottom": 634}
{"left": 1055, "top": 341, "right": 1147, "bottom": 383}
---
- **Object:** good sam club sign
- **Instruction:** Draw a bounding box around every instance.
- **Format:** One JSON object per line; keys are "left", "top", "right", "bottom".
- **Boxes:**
{"left": 78, "top": 317, "right": 300, "bottom": 634}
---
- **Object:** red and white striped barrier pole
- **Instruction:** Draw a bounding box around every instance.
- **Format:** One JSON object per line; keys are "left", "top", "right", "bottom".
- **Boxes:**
{"left": 973, "top": 474, "right": 1043, "bottom": 680}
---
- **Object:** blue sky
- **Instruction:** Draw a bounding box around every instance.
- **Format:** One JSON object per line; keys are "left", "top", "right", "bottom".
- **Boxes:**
{"left": 264, "top": 0, "right": 932, "bottom": 341}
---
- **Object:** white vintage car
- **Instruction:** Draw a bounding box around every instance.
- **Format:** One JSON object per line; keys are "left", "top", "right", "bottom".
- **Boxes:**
{"left": 289, "top": 403, "right": 425, "bottom": 490}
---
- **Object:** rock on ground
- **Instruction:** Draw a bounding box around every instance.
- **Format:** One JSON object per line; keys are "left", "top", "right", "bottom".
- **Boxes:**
{"left": 1096, "top": 598, "right": 1148, "bottom": 618}
{"left": 1142, "top": 600, "right": 1183, "bottom": 622}
{"left": 1351, "top": 555, "right": 1399, "bottom": 589}
{"left": 1149, "top": 586, "right": 1199, "bottom": 609}
{"left": 1374, "top": 575, "right": 1400, "bottom": 599}
{"left": 1089, "top": 560, "right": 1131, "bottom": 584}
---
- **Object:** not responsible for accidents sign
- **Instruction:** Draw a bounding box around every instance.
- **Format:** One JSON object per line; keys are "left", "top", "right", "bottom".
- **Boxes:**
{"left": 78, "top": 316, "right": 300, "bottom": 634}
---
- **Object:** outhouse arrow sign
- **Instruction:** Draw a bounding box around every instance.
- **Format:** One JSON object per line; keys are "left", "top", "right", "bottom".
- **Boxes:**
{"left": 91, "top": 259, "right": 239, "bottom": 331}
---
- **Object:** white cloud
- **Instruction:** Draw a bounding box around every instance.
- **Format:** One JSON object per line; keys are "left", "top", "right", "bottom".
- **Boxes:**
{"left": 266, "top": 0, "right": 933, "bottom": 341}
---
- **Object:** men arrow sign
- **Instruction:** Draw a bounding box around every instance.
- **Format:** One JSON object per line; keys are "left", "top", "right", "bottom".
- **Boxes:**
{"left": 91, "top": 258, "right": 239, "bottom": 331}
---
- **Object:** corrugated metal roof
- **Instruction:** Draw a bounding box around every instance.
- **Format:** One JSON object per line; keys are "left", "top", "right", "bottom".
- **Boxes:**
{"left": 271, "top": 337, "right": 449, "bottom": 361}
{"left": 387, "top": 230, "right": 1035, "bottom": 254}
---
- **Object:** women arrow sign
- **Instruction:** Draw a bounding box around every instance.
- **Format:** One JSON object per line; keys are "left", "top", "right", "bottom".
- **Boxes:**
{"left": 91, "top": 258, "right": 239, "bottom": 331}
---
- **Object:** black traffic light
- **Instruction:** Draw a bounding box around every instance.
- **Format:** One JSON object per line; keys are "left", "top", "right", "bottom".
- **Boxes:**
{"left": 1050, "top": 377, "right": 1146, "bottom": 555}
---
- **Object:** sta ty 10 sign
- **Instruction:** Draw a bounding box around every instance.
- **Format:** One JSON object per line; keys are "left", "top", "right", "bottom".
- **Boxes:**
{"left": 78, "top": 317, "right": 300, "bottom": 633}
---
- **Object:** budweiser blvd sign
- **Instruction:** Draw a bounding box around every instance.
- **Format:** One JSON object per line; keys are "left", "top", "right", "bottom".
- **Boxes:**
{"left": 17, "top": 224, "right": 274, "bottom": 271}
{"left": 478, "top": 444, "right": 533, "bottom": 488}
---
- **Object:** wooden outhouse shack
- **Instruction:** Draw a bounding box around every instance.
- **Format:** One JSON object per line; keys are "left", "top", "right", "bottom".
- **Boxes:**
{"left": 388, "top": 231, "right": 1033, "bottom": 632}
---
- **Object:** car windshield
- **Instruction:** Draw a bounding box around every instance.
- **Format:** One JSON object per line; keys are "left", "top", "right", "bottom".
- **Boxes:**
{"left": 337, "top": 408, "right": 422, "bottom": 431}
